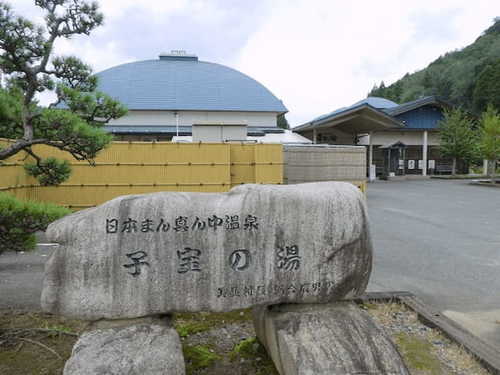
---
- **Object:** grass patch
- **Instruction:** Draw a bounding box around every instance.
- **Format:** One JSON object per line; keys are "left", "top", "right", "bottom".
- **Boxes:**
{"left": 183, "top": 344, "right": 221, "bottom": 374}
{"left": 229, "top": 337, "right": 279, "bottom": 375}
{"left": 175, "top": 321, "right": 213, "bottom": 338}
{"left": 359, "top": 302, "right": 378, "bottom": 310}
{"left": 229, "top": 336, "right": 259, "bottom": 361}
{"left": 0, "top": 311, "right": 85, "bottom": 375}
{"left": 173, "top": 309, "right": 252, "bottom": 337}
{"left": 175, "top": 309, "right": 278, "bottom": 374}
{"left": 0, "top": 311, "right": 85, "bottom": 333}
{"left": 395, "top": 332, "right": 442, "bottom": 374}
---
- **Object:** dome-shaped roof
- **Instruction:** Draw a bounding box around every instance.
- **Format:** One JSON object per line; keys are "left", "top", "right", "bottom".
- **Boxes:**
{"left": 96, "top": 55, "right": 287, "bottom": 113}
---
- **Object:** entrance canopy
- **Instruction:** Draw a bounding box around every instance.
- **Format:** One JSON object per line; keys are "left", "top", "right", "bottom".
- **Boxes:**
{"left": 294, "top": 102, "right": 403, "bottom": 135}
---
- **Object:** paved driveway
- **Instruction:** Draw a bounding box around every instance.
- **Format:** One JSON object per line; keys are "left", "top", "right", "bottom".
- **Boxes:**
{"left": 367, "top": 179, "right": 500, "bottom": 348}
{"left": 0, "top": 244, "right": 54, "bottom": 311}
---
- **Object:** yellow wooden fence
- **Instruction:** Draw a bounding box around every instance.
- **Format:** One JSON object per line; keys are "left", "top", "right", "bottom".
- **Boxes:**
{"left": 0, "top": 139, "right": 283, "bottom": 209}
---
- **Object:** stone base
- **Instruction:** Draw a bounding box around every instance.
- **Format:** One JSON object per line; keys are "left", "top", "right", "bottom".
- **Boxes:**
{"left": 253, "top": 302, "right": 409, "bottom": 375}
{"left": 64, "top": 316, "right": 185, "bottom": 375}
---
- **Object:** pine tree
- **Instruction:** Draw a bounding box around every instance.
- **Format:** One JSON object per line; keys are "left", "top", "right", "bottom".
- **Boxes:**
{"left": 0, "top": 0, "right": 127, "bottom": 185}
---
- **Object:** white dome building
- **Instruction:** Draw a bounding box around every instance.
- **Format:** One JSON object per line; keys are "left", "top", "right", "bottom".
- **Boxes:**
{"left": 98, "top": 51, "right": 288, "bottom": 142}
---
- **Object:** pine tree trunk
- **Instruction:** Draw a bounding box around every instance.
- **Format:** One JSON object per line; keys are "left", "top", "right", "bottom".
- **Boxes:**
{"left": 452, "top": 158, "right": 457, "bottom": 175}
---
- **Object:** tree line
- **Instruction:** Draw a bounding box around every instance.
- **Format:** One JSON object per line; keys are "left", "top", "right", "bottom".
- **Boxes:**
{"left": 439, "top": 106, "right": 500, "bottom": 181}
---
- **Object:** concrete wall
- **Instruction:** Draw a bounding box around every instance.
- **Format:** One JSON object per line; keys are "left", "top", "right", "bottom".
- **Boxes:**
{"left": 108, "top": 110, "right": 278, "bottom": 128}
{"left": 283, "top": 145, "right": 366, "bottom": 191}
{"left": 358, "top": 131, "right": 440, "bottom": 146}
{"left": 192, "top": 125, "right": 247, "bottom": 142}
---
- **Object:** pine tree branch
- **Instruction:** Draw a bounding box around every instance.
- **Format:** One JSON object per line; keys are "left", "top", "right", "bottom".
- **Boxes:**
{"left": 0, "top": 138, "right": 49, "bottom": 160}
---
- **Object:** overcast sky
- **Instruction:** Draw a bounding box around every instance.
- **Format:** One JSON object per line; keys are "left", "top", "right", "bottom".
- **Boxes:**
{"left": 11, "top": 0, "right": 500, "bottom": 126}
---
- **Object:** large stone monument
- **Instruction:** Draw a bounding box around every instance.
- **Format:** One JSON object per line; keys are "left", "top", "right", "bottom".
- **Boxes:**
{"left": 42, "top": 182, "right": 407, "bottom": 374}
{"left": 42, "top": 182, "right": 372, "bottom": 319}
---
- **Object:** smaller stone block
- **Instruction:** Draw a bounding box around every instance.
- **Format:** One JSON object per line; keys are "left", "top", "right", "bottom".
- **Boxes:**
{"left": 253, "top": 302, "right": 409, "bottom": 375}
{"left": 63, "top": 317, "right": 185, "bottom": 375}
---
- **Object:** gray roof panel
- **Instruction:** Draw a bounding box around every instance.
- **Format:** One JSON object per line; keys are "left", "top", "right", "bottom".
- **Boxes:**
{"left": 383, "top": 96, "right": 449, "bottom": 116}
{"left": 104, "top": 125, "right": 284, "bottom": 136}
{"left": 96, "top": 58, "right": 287, "bottom": 113}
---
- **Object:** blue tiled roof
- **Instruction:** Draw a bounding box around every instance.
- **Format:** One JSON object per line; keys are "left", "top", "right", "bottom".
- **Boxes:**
{"left": 309, "top": 97, "right": 398, "bottom": 123}
{"left": 294, "top": 96, "right": 451, "bottom": 132}
{"left": 295, "top": 97, "right": 402, "bottom": 131}
{"left": 352, "top": 97, "right": 399, "bottom": 109}
{"left": 96, "top": 56, "right": 287, "bottom": 113}
{"left": 382, "top": 96, "right": 450, "bottom": 130}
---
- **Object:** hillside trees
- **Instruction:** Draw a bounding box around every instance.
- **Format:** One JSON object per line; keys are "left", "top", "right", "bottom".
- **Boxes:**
{"left": 473, "top": 59, "right": 500, "bottom": 113}
{"left": 367, "top": 18, "right": 500, "bottom": 112}
{"left": 0, "top": 0, "right": 127, "bottom": 186}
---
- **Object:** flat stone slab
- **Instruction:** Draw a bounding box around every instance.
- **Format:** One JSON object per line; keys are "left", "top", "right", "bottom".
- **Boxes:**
{"left": 253, "top": 302, "right": 409, "bottom": 375}
{"left": 42, "top": 182, "right": 372, "bottom": 319}
{"left": 63, "top": 317, "right": 185, "bottom": 375}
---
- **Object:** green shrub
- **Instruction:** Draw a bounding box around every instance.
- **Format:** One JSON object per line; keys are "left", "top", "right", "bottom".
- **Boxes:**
{"left": 0, "top": 193, "right": 71, "bottom": 253}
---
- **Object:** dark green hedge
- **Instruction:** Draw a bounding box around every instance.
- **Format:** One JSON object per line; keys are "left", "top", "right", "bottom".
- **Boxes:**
{"left": 0, "top": 193, "right": 71, "bottom": 253}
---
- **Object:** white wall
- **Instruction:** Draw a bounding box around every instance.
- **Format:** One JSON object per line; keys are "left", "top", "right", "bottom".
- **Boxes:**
{"left": 358, "top": 131, "right": 440, "bottom": 146}
{"left": 321, "top": 128, "right": 355, "bottom": 144}
{"left": 108, "top": 110, "right": 278, "bottom": 128}
{"left": 192, "top": 125, "right": 247, "bottom": 142}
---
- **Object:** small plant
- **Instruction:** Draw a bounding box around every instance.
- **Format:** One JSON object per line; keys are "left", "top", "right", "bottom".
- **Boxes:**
{"left": 175, "top": 320, "right": 213, "bottom": 338}
{"left": 229, "top": 337, "right": 259, "bottom": 361}
{"left": 230, "top": 337, "right": 279, "bottom": 375}
{"left": 0, "top": 193, "right": 70, "bottom": 253}
{"left": 183, "top": 344, "right": 221, "bottom": 374}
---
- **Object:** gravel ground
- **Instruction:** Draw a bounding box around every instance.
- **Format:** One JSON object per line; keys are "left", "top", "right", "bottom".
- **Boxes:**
{"left": 1, "top": 303, "right": 492, "bottom": 375}
{"left": 364, "top": 302, "right": 491, "bottom": 375}
{"left": 173, "top": 303, "right": 492, "bottom": 375}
